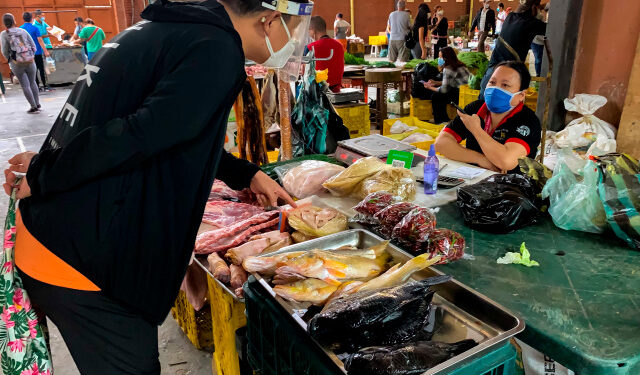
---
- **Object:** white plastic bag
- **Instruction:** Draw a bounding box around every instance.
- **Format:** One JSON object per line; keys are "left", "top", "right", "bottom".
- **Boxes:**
{"left": 555, "top": 94, "right": 617, "bottom": 149}
{"left": 586, "top": 134, "right": 617, "bottom": 157}
{"left": 45, "top": 57, "right": 56, "bottom": 74}
{"left": 390, "top": 120, "right": 417, "bottom": 134}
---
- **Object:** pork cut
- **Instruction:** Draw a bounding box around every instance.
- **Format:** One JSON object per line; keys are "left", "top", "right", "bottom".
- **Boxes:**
{"left": 195, "top": 211, "right": 280, "bottom": 254}
{"left": 202, "top": 200, "right": 264, "bottom": 228}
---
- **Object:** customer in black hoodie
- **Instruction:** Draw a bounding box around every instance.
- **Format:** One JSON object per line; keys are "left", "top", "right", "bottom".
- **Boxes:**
{"left": 3, "top": 0, "right": 310, "bottom": 373}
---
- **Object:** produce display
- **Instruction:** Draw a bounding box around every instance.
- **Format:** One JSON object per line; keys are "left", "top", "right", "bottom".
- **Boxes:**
{"left": 344, "top": 52, "right": 370, "bottom": 66}
{"left": 456, "top": 52, "right": 489, "bottom": 90}
{"left": 279, "top": 160, "right": 345, "bottom": 199}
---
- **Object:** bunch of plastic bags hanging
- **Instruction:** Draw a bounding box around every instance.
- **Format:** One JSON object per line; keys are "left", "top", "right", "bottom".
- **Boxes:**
{"left": 541, "top": 150, "right": 640, "bottom": 249}
{"left": 594, "top": 153, "right": 640, "bottom": 249}
{"left": 456, "top": 174, "right": 541, "bottom": 233}
{"left": 290, "top": 53, "right": 349, "bottom": 157}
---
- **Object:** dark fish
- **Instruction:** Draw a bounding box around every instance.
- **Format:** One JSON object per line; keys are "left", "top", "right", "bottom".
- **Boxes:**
{"left": 344, "top": 339, "right": 477, "bottom": 375}
{"left": 308, "top": 276, "right": 451, "bottom": 352}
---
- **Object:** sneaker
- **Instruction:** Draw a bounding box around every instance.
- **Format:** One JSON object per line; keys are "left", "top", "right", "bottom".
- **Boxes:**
{"left": 37, "top": 104, "right": 41, "bottom": 109}
{"left": 44, "top": 86, "right": 52, "bottom": 92}
{"left": 27, "top": 108, "right": 39, "bottom": 114}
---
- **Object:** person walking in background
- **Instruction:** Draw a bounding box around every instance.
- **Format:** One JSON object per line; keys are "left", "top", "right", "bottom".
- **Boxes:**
{"left": 333, "top": 13, "right": 350, "bottom": 51}
{"left": 422, "top": 47, "right": 470, "bottom": 124}
{"left": 478, "top": 0, "right": 545, "bottom": 97}
{"left": 20, "top": 12, "right": 50, "bottom": 92}
{"left": 386, "top": 0, "right": 411, "bottom": 62}
{"left": 33, "top": 10, "right": 52, "bottom": 49}
{"left": 530, "top": 3, "right": 549, "bottom": 77}
{"left": 429, "top": 5, "right": 448, "bottom": 60}
{"left": 77, "top": 18, "right": 105, "bottom": 60}
{"left": 1, "top": 13, "right": 40, "bottom": 113}
{"left": 411, "top": 3, "right": 431, "bottom": 59}
{"left": 470, "top": 0, "right": 496, "bottom": 53}
{"left": 308, "top": 16, "right": 345, "bottom": 93}
{"left": 496, "top": 2, "right": 507, "bottom": 34}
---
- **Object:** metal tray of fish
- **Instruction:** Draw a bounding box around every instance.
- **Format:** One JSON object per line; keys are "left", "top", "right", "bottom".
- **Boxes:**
{"left": 251, "top": 229, "right": 525, "bottom": 374}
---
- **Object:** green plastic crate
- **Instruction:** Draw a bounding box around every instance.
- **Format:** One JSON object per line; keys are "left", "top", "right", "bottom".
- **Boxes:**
{"left": 260, "top": 155, "right": 343, "bottom": 180}
{"left": 244, "top": 276, "right": 517, "bottom": 375}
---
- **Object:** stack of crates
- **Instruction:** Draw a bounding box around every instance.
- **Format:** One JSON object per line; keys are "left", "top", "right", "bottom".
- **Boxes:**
{"left": 334, "top": 103, "right": 371, "bottom": 138}
{"left": 244, "top": 276, "right": 517, "bottom": 375}
{"left": 410, "top": 97, "right": 458, "bottom": 122}
{"left": 382, "top": 116, "right": 444, "bottom": 151}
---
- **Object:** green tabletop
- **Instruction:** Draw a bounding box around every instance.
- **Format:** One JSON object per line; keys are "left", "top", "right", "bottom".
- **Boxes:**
{"left": 433, "top": 202, "right": 640, "bottom": 375}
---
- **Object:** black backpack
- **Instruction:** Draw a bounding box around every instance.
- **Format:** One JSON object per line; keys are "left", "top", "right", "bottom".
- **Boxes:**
{"left": 411, "top": 62, "right": 441, "bottom": 100}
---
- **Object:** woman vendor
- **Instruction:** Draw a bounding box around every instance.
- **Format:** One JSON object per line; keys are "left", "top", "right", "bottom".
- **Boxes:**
{"left": 423, "top": 47, "right": 471, "bottom": 124}
{"left": 435, "top": 61, "right": 540, "bottom": 172}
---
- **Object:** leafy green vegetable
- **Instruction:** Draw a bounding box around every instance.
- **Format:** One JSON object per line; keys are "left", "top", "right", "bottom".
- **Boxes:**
{"left": 373, "top": 61, "right": 396, "bottom": 68}
{"left": 496, "top": 242, "right": 540, "bottom": 267}
{"left": 457, "top": 52, "right": 489, "bottom": 90}
{"left": 404, "top": 59, "right": 438, "bottom": 70}
{"left": 344, "top": 52, "right": 370, "bottom": 66}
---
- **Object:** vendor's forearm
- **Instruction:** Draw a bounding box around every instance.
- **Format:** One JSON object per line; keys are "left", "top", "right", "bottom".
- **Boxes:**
{"left": 435, "top": 135, "right": 486, "bottom": 165}
{"left": 469, "top": 127, "right": 517, "bottom": 170}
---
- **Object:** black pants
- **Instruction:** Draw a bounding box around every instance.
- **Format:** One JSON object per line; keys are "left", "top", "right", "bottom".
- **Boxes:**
{"left": 433, "top": 39, "right": 447, "bottom": 60}
{"left": 34, "top": 54, "right": 47, "bottom": 88}
{"left": 20, "top": 270, "right": 160, "bottom": 374}
{"left": 431, "top": 87, "right": 459, "bottom": 124}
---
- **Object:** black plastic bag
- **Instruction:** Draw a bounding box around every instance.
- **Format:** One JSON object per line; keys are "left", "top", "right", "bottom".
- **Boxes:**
{"left": 456, "top": 174, "right": 540, "bottom": 233}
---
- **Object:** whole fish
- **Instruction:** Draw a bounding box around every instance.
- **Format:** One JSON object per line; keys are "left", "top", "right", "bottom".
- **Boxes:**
{"left": 344, "top": 340, "right": 477, "bottom": 375}
{"left": 308, "top": 276, "right": 451, "bottom": 351}
{"left": 242, "top": 251, "right": 305, "bottom": 275}
{"left": 355, "top": 252, "right": 441, "bottom": 293}
{"left": 273, "top": 249, "right": 386, "bottom": 286}
{"left": 273, "top": 279, "right": 338, "bottom": 305}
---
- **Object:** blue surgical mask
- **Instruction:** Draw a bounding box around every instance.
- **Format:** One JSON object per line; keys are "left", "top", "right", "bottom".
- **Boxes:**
{"left": 41, "top": 16, "right": 45, "bottom": 21}
{"left": 484, "top": 86, "right": 520, "bottom": 114}
{"left": 437, "top": 57, "right": 445, "bottom": 66}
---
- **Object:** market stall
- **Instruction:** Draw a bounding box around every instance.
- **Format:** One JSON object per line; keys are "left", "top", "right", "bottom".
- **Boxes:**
{"left": 46, "top": 46, "right": 87, "bottom": 85}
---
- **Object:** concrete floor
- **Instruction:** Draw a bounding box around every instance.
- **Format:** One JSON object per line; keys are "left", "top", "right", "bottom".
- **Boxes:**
{"left": 0, "top": 81, "right": 213, "bottom": 374}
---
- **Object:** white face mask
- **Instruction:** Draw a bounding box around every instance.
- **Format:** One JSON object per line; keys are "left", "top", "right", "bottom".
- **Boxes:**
{"left": 437, "top": 10, "right": 444, "bottom": 16}
{"left": 263, "top": 17, "right": 297, "bottom": 69}
{"left": 484, "top": 3, "right": 490, "bottom": 9}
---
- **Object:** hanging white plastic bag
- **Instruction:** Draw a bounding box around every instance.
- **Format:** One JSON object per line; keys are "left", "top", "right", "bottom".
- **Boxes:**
{"left": 555, "top": 94, "right": 617, "bottom": 149}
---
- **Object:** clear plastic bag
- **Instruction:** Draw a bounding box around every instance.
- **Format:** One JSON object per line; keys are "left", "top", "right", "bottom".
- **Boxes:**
{"left": 358, "top": 167, "right": 416, "bottom": 201}
{"left": 426, "top": 229, "right": 465, "bottom": 264}
{"left": 542, "top": 160, "right": 607, "bottom": 234}
{"left": 287, "top": 206, "right": 348, "bottom": 237}
{"left": 352, "top": 192, "right": 398, "bottom": 225}
{"left": 323, "top": 157, "right": 390, "bottom": 197}
{"left": 275, "top": 160, "right": 345, "bottom": 199}
{"left": 374, "top": 202, "right": 418, "bottom": 238}
{"left": 391, "top": 207, "right": 436, "bottom": 253}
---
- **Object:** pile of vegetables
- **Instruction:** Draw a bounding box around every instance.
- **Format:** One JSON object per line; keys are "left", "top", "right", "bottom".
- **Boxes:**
{"left": 457, "top": 52, "right": 489, "bottom": 90}
{"left": 344, "top": 52, "right": 370, "bottom": 66}
{"left": 372, "top": 61, "right": 396, "bottom": 68}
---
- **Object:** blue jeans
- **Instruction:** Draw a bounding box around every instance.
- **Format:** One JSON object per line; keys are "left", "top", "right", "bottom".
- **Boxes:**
{"left": 87, "top": 51, "right": 95, "bottom": 60}
{"left": 531, "top": 43, "right": 544, "bottom": 77}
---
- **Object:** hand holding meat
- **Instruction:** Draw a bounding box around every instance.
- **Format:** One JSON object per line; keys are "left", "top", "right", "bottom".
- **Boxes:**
{"left": 250, "top": 171, "right": 296, "bottom": 207}
{"left": 4, "top": 152, "right": 36, "bottom": 198}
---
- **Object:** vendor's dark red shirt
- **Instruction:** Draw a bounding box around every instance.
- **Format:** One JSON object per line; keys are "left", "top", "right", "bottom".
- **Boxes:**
{"left": 442, "top": 99, "right": 541, "bottom": 159}
{"left": 307, "top": 36, "right": 345, "bottom": 92}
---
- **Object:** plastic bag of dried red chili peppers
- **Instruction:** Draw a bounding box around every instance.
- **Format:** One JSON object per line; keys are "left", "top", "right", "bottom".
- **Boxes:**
{"left": 425, "top": 228, "right": 465, "bottom": 264}
{"left": 373, "top": 202, "right": 419, "bottom": 238}
{"left": 391, "top": 207, "right": 437, "bottom": 252}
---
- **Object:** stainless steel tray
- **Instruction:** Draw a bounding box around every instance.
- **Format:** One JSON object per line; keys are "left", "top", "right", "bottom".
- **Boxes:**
{"left": 251, "top": 229, "right": 525, "bottom": 375}
{"left": 194, "top": 256, "right": 245, "bottom": 303}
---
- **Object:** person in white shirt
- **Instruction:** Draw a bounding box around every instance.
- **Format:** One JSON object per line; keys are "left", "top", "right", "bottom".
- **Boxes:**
{"left": 333, "top": 13, "right": 350, "bottom": 39}
{"left": 496, "top": 2, "right": 507, "bottom": 34}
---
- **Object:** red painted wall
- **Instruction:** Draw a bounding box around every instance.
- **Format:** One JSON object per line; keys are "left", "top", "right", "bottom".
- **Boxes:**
{"left": 571, "top": 0, "right": 640, "bottom": 126}
{"left": 312, "top": 0, "right": 472, "bottom": 41}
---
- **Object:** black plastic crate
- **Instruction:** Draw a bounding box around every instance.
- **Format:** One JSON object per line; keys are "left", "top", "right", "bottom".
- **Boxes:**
{"left": 244, "top": 276, "right": 516, "bottom": 375}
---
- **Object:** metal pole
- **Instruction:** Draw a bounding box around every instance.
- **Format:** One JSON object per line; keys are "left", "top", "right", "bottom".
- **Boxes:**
{"left": 538, "top": 37, "right": 554, "bottom": 164}
{"left": 350, "top": 0, "right": 355, "bottom": 35}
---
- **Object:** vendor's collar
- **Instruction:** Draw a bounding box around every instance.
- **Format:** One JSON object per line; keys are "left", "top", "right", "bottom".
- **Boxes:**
{"left": 478, "top": 101, "right": 524, "bottom": 135}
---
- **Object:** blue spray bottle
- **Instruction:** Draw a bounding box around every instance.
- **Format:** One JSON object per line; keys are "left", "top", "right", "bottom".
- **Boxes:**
{"left": 423, "top": 144, "right": 439, "bottom": 195}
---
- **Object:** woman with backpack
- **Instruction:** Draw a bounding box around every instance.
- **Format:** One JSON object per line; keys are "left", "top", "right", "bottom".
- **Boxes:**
{"left": 1, "top": 13, "right": 40, "bottom": 113}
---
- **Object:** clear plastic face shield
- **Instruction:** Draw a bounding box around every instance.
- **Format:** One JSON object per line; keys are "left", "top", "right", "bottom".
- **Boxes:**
{"left": 261, "top": 0, "right": 313, "bottom": 82}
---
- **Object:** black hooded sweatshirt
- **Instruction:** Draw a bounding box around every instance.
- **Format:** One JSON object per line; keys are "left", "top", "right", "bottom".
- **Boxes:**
{"left": 19, "top": 0, "right": 258, "bottom": 324}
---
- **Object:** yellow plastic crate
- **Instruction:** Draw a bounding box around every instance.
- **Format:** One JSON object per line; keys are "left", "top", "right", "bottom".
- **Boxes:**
{"left": 410, "top": 97, "right": 457, "bottom": 122}
{"left": 335, "top": 103, "right": 371, "bottom": 138}
{"left": 207, "top": 274, "right": 247, "bottom": 375}
{"left": 382, "top": 116, "right": 444, "bottom": 136}
{"left": 171, "top": 290, "right": 214, "bottom": 351}
{"left": 231, "top": 150, "right": 279, "bottom": 164}
{"left": 369, "top": 35, "right": 387, "bottom": 46}
{"left": 459, "top": 84, "right": 539, "bottom": 111}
